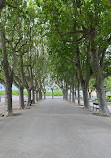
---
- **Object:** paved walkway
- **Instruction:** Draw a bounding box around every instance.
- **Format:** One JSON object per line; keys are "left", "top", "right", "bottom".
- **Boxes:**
{"left": 0, "top": 99, "right": 111, "bottom": 158}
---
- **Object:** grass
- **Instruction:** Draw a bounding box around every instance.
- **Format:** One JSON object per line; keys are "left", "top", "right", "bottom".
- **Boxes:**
{"left": 107, "top": 102, "right": 111, "bottom": 106}
{"left": 46, "top": 90, "right": 63, "bottom": 96}
{"left": 0, "top": 91, "right": 5, "bottom": 95}
{"left": 0, "top": 90, "right": 63, "bottom": 96}
{"left": 0, "top": 90, "right": 28, "bottom": 96}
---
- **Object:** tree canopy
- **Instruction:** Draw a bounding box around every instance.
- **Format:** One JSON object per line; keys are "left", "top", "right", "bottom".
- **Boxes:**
{"left": 0, "top": 0, "right": 111, "bottom": 116}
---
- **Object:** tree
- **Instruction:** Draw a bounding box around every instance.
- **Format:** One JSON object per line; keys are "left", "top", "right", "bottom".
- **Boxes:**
{"left": 42, "top": 0, "right": 111, "bottom": 115}
{"left": 0, "top": 0, "right": 24, "bottom": 115}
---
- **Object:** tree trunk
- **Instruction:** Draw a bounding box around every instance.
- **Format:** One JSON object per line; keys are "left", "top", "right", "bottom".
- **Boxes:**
{"left": 89, "top": 91, "right": 92, "bottom": 99}
{"left": 77, "top": 81, "right": 80, "bottom": 106}
{"left": 82, "top": 86, "right": 89, "bottom": 109}
{"left": 75, "top": 89, "right": 77, "bottom": 98}
{"left": 4, "top": 83, "right": 13, "bottom": 116}
{"left": 36, "top": 89, "right": 39, "bottom": 102}
{"left": 32, "top": 89, "right": 35, "bottom": 104}
{"left": 63, "top": 88, "right": 65, "bottom": 100}
{"left": 76, "top": 46, "right": 91, "bottom": 109}
{"left": 65, "top": 82, "right": 68, "bottom": 100}
{"left": 71, "top": 75, "right": 75, "bottom": 102}
{"left": 0, "top": 25, "right": 13, "bottom": 116}
{"left": 72, "top": 87, "right": 75, "bottom": 102}
{"left": 52, "top": 89, "right": 53, "bottom": 99}
{"left": 40, "top": 91, "right": 42, "bottom": 100}
{"left": 19, "top": 87, "right": 24, "bottom": 109}
{"left": 44, "top": 92, "right": 46, "bottom": 99}
{"left": 91, "top": 44, "right": 110, "bottom": 115}
{"left": 96, "top": 79, "right": 110, "bottom": 115}
{"left": 27, "top": 90, "right": 31, "bottom": 105}
{"left": 69, "top": 86, "right": 71, "bottom": 102}
{"left": 39, "top": 89, "right": 42, "bottom": 100}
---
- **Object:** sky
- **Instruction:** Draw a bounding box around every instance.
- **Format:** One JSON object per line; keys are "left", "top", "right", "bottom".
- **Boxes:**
{"left": 0, "top": 84, "right": 18, "bottom": 91}
{"left": 0, "top": 84, "right": 55, "bottom": 92}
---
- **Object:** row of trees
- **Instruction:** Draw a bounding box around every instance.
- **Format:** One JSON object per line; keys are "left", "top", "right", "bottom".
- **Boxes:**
{"left": 0, "top": 0, "right": 48, "bottom": 116}
{"left": 42, "top": 0, "right": 111, "bottom": 116}
{"left": 1, "top": 0, "right": 111, "bottom": 116}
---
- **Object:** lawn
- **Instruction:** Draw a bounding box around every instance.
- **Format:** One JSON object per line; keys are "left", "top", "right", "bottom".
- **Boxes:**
{"left": 0, "top": 90, "right": 63, "bottom": 96}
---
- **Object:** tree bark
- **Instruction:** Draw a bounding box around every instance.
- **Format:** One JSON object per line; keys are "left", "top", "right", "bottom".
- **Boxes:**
{"left": 0, "top": 24, "right": 13, "bottom": 116}
{"left": 75, "top": 89, "right": 76, "bottom": 98}
{"left": 32, "top": 89, "right": 35, "bottom": 104}
{"left": 36, "top": 89, "right": 39, "bottom": 102}
{"left": 4, "top": 83, "right": 13, "bottom": 116}
{"left": 63, "top": 88, "right": 65, "bottom": 100}
{"left": 65, "top": 82, "right": 68, "bottom": 100}
{"left": 91, "top": 43, "right": 110, "bottom": 115}
{"left": 39, "top": 89, "right": 42, "bottom": 100}
{"left": 20, "top": 54, "right": 25, "bottom": 86}
{"left": 72, "top": 87, "right": 75, "bottom": 102}
{"left": 77, "top": 80, "right": 80, "bottom": 106}
{"left": 69, "top": 86, "right": 71, "bottom": 102}
{"left": 51, "top": 89, "right": 54, "bottom": 99}
{"left": 96, "top": 79, "right": 110, "bottom": 115}
{"left": 19, "top": 87, "right": 24, "bottom": 109}
{"left": 76, "top": 46, "right": 90, "bottom": 109}
{"left": 82, "top": 86, "right": 89, "bottom": 109}
{"left": 27, "top": 89, "right": 31, "bottom": 105}
{"left": 71, "top": 75, "right": 75, "bottom": 102}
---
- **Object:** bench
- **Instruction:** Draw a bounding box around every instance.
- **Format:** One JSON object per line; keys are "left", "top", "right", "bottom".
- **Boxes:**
{"left": 25, "top": 100, "right": 33, "bottom": 106}
{"left": 29, "top": 100, "right": 33, "bottom": 106}
{"left": 92, "top": 102, "right": 99, "bottom": 111}
{"left": 24, "top": 101, "right": 27, "bottom": 105}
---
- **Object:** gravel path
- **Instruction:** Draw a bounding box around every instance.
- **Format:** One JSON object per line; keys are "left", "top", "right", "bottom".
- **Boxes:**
{"left": 0, "top": 99, "right": 111, "bottom": 158}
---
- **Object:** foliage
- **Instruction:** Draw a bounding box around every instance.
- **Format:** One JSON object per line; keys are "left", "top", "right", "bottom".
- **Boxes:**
{"left": 89, "top": 77, "right": 96, "bottom": 91}
{"left": 46, "top": 90, "right": 63, "bottom": 96}
{"left": 0, "top": 0, "right": 111, "bottom": 115}
{"left": 0, "top": 90, "right": 28, "bottom": 96}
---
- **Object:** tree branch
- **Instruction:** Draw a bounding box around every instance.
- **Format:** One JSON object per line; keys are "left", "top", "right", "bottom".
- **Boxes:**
{"left": 100, "top": 48, "right": 106, "bottom": 68}
{"left": 62, "top": 35, "right": 85, "bottom": 43}
{"left": 0, "top": 0, "right": 6, "bottom": 12}
{"left": 62, "top": 30, "right": 84, "bottom": 36}
{"left": 51, "top": 0, "right": 63, "bottom": 38}
{"left": 6, "top": 2, "right": 17, "bottom": 9}
{"left": 13, "top": 36, "right": 23, "bottom": 50}
{"left": 13, "top": 79, "right": 19, "bottom": 88}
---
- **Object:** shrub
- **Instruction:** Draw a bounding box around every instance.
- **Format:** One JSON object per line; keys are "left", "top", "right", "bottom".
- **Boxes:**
{"left": 0, "top": 90, "right": 5, "bottom": 95}
{"left": 106, "top": 98, "right": 111, "bottom": 102}
{"left": 53, "top": 90, "right": 63, "bottom": 96}
{"left": 46, "top": 90, "right": 63, "bottom": 96}
{"left": 46, "top": 92, "right": 52, "bottom": 96}
{"left": 0, "top": 90, "right": 63, "bottom": 96}
{"left": 24, "top": 91, "right": 28, "bottom": 95}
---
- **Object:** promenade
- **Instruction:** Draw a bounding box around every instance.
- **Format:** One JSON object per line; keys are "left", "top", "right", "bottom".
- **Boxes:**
{"left": 0, "top": 99, "right": 111, "bottom": 158}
